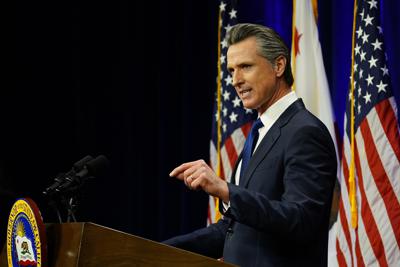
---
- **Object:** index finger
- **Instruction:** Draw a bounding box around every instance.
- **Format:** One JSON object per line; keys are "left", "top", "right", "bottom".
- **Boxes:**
{"left": 169, "top": 160, "right": 201, "bottom": 178}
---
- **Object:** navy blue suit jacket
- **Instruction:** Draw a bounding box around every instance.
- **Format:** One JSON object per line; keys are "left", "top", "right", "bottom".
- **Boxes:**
{"left": 164, "top": 99, "right": 337, "bottom": 267}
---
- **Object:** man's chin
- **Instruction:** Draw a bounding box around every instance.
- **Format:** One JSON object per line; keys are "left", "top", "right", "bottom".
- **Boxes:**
{"left": 242, "top": 101, "right": 256, "bottom": 110}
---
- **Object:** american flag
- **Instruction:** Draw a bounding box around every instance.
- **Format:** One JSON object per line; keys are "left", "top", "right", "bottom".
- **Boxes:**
{"left": 331, "top": 0, "right": 400, "bottom": 266}
{"left": 208, "top": 0, "right": 256, "bottom": 224}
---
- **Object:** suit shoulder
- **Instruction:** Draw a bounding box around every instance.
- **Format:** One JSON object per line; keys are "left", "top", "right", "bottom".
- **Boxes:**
{"left": 290, "top": 109, "right": 330, "bottom": 132}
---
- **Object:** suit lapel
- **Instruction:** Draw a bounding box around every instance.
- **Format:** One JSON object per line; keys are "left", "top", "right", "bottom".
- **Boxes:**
{"left": 239, "top": 126, "right": 280, "bottom": 187}
{"left": 239, "top": 99, "right": 305, "bottom": 188}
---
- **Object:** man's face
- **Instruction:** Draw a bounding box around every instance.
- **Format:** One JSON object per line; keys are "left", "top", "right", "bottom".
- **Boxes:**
{"left": 227, "top": 37, "right": 280, "bottom": 115}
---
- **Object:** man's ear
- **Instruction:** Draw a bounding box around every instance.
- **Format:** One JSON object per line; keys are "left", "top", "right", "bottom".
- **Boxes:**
{"left": 274, "top": 55, "right": 286, "bottom": 78}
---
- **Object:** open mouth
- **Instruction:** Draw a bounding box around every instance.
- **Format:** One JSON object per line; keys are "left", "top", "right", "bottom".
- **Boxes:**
{"left": 239, "top": 88, "right": 252, "bottom": 97}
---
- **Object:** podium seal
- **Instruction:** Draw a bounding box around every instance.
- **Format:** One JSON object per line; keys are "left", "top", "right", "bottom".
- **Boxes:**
{"left": 7, "top": 198, "right": 47, "bottom": 267}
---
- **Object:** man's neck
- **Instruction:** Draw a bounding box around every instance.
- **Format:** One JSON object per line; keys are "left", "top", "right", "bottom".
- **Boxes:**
{"left": 257, "top": 82, "right": 291, "bottom": 116}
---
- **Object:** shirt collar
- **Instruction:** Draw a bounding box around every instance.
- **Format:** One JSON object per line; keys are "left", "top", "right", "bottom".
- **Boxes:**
{"left": 258, "top": 91, "right": 298, "bottom": 128}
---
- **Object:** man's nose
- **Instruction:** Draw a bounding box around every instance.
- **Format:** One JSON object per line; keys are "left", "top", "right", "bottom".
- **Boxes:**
{"left": 232, "top": 70, "right": 243, "bottom": 87}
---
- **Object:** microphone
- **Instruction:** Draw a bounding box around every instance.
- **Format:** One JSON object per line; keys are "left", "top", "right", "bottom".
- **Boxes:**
{"left": 43, "top": 155, "right": 93, "bottom": 196}
{"left": 73, "top": 155, "right": 94, "bottom": 171}
{"left": 55, "top": 155, "right": 109, "bottom": 193}
{"left": 43, "top": 155, "right": 109, "bottom": 223}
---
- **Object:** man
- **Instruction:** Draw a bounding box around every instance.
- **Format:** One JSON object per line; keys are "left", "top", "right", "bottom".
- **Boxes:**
{"left": 165, "top": 23, "right": 336, "bottom": 267}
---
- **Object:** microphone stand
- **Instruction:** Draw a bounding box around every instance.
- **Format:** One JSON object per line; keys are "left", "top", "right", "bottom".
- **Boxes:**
{"left": 66, "top": 195, "right": 78, "bottom": 222}
{"left": 44, "top": 174, "right": 88, "bottom": 223}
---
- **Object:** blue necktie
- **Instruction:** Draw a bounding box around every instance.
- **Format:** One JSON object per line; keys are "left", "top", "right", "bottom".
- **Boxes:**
{"left": 239, "top": 118, "right": 264, "bottom": 182}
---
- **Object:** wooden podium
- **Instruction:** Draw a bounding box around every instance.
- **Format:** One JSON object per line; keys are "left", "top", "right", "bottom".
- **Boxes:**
{"left": 1, "top": 222, "right": 234, "bottom": 266}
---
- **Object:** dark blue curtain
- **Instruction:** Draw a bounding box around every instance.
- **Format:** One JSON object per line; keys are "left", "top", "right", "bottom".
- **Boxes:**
{"left": 4, "top": 0, "right": 217, "bottom": 248}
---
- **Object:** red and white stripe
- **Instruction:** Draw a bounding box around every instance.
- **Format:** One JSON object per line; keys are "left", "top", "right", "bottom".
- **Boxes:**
{"left": 331, "top": 97, "right": 400, "bottom": 267}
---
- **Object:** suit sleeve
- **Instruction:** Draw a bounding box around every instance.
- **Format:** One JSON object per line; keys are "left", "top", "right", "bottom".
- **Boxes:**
{"left": 162, "top": 217, "right": 230, "bottom": 258}
{"left": 223, "top": 125, "right": 337, "bottom": 242}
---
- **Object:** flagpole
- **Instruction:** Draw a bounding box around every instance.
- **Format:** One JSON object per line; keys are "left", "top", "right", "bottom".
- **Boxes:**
{"left": 349, "top": 0, "right": 358, "bottom": 229}
{"left": 214, "top": 8, "right": 223, "bottom": 222}
{"left": 291, "top": 0, "right": 297, "bottom": 91}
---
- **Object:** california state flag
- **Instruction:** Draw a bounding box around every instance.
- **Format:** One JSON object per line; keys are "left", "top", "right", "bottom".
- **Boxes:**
{"left": 291, "top": 0, "right": 338, "bottom": 162}
{"left": 291, "top": 0, "right": 339, "bottom": 264}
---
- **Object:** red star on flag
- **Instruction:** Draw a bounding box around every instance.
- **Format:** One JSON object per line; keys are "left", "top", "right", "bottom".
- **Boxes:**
{"left": 294, "top": 27, "right": 302, "bottom": 57}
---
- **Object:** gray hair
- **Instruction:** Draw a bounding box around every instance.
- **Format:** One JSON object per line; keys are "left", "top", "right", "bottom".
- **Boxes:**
{"left": 226, "top": 23, "right": 294, "bottom": 86}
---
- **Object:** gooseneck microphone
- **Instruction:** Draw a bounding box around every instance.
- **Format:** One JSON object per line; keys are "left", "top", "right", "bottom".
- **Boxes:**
{"left": 43, "top": 155, "right": 109, "bottom": 196}
{"left": 43, "top": 155, "right": 93, "bottom": 195}
{"left": 56, "top": 155, "right": 109, "bottom": 193}
{"left": 43, "top": 155, "right": 109, "bottom": 223}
